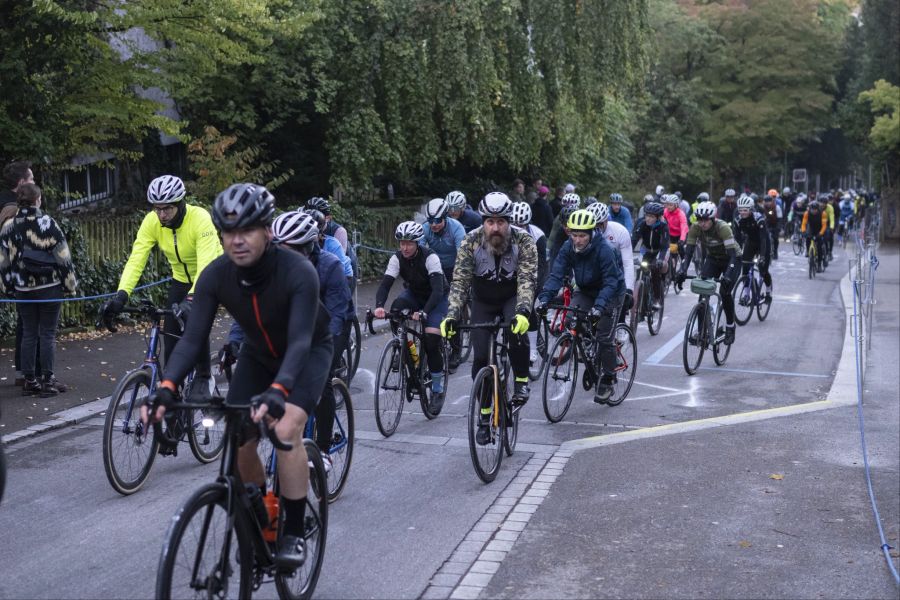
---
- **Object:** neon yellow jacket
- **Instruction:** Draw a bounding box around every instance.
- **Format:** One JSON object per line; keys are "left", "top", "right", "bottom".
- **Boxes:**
{"left": 824, "top": 203, "right": 835, "bottom": 228}
{"left": 117, "top": 205, "right": 222, "bottom": 295}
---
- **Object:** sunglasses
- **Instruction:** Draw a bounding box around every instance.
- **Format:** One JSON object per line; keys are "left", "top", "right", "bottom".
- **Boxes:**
{"left": 427, "top": 217, "right": 444, "bottom": 224}
{"left": 152, "top": 204, "right": 177, "bottom": 214}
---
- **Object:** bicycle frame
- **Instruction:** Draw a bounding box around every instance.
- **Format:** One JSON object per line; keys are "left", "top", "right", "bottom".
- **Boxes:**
{"left": 458, "top": 319, "right": 512, "bottom": 426}
{"left": 547, "top": 277, "right": 573, "bottom": 335}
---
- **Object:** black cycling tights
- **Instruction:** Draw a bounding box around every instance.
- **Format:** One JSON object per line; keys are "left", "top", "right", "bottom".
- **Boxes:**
{"left": 470, "top": 297, "right": 530, "bottom": 381}
{"left": 316, "top": 320, "right": 350, "bottom": 452}
{"left": 701, "top": 259, "right": 736, "bottom": 325}
{"left": 165, "top": 281, "right": 210, "bottom": 377}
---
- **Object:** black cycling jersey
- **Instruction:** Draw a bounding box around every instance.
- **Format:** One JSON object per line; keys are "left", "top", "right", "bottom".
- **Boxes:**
{"left": 163, "top": 245, "right": 331, "bottom": 393}
{"left": 732, "top": 212, "right": 769, "bottom": 255}
{"left": 375, "top": 246, "right": 446, "bottom": 315}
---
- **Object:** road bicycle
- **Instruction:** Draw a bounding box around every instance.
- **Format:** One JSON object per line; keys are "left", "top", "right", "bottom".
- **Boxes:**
{"left": 368, "top": 308, "right": 448, "bottom": 437}
{"left": 807, "top": 235, "right": 825, "bottom": 279}
{"left": 101, "top": 301, "right": 226, "bottom": 495}
{"left": 456, "top": 318, "right": 520, "bottom": 483}
{"left": 732, "top": 258, "right": 772, "bottom": 325}
{"left": 676, "top": 276, "right": 731, "bottom": 375}
{"left": 666, "top": 242, "right": 682, "bottom": 295}
{"left": 343, "top": 315, "right": 362, "bottom": 384}
{"left": 630, "top": 258, "right": 665, "bottom": 336}
{"left": 540, "top": 305, "right": 637, "bottom": 422}
{"left": 529, "top": 276, "right": 574, "bottom": 381}
{"left": 155, "top": 399, "right": 328, "bottom": 600}
{"left": 791, "top": 231, "right": 804, "bottom": 256}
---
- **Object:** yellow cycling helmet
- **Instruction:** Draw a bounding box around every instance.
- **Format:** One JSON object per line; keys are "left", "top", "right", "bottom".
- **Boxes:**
{"left": 567, "top": 209, "right": 596, "bottom": 231}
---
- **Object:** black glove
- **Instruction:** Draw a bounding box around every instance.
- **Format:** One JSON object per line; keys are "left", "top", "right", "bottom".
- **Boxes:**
{"left": 174, "top": 295, "right": 193, "bottom": 322}
{"left": 673, "top": 271, "right": 687, "bottom": 286}
{"left": 100, "top": 290, "right": 128, "bottom": 332}
{"left": 534, "top": 299, "right": 548, "bottom": 314}
{"left": 146, "top": 384, "right": 177, "bottom": 415}
{"left": 589, "top": 306, "right": 604, "bottom": 319}
{"left": 219, "top": 341, "right": 240, "bottom": 370}
{"left": 251, "top": 386, "right": 287, "bottom": 420}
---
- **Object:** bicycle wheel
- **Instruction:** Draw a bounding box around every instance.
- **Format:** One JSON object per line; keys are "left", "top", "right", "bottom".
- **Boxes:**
{"left": 468, "top": 367, "right": 505, "bottom": 483}
{"left": 156, "top": 483, "right": 252, "bottom": 600}
{"left": 712, "top": 302, "right": 731, "bottom": 366}
{"left": 503, "top": 401, "right": 519, "bottom": 457}
{"left": 808, "top": 249, "right": 816, "bottom": 279}
{"left": 732, "top": 276, "right": 754, "bottom": 326}
{"left": 756, "top": 281, "right": 772, "bottom": 322}
{"left": 102, "top": 368, "right": 159, "bottom": 495}
{"left": 347, "top": 317, "right": 362, "bottom": 383}
{"left": 325, "top": 378, "right": 354, "bottom": 503}
{"left": 792, "top": 235, "right": 803, "bottom": 256}
{"left": 528, "top": 316, "right": 550, "bottom": 381}
{"left": 374, "top": 339, "right": 404, "bottom": 437}
{"left": 647, "top": 287, "right": 664, "bottom": 336}
{"left": 682, "top": 305, "right": 706, "bottom": 375}
{"left": 541, "top": 332, "right": 578, "bottom": 423}
{"left": 458, "top": 301, "right": 473, "bottom": 364}
{"left": 275, "top": 439, "right": 328, "bottom": 600}
{"left": 187, "top": 372, "right": 226, "bottom": 464}
{"left": 608, "top": 324, "right": 636, "bottom": 406}
{"left": 629, "top": 280, "right": 643, "bottom": 333}
{"left": 420, "top": 341, "right": 448, "bottom": 419}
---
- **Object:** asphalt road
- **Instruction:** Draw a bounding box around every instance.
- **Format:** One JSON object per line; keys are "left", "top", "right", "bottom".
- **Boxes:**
{"left": 1, "top": 242, "right": 897, "bottom": 599}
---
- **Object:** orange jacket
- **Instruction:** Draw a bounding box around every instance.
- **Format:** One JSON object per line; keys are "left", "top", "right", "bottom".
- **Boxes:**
{"left": 801, "top": 210, "right": 827, "bottom": 236}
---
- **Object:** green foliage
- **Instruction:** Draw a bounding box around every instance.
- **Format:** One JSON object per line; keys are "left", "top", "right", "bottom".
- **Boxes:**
{"left": 858, "top": 80, "right": 900, "bottom": 158}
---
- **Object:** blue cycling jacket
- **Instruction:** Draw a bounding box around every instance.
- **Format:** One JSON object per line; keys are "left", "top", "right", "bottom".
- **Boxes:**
{"left": 323, "top": 235, "right": 353, "bottom": 277}
{"left": 609, "top": 205, "right": 633, "bottom": 233}
{"left": 419, "top": 217, "right": 464, "bottom": 273}
{"left": 539, "top": 234, "right": 625, "bottom": 311}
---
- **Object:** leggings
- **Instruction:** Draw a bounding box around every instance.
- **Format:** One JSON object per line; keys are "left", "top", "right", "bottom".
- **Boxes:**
{"left": 165, "top": 281, "right": 211, "bottom": 377}
{"left": 470, "top": 297, "right": 529, "bottom": 381}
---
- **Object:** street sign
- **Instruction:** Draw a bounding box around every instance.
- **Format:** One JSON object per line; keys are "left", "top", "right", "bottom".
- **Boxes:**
{"left": 793, "top": 168, "right": 807, "bottom": 183}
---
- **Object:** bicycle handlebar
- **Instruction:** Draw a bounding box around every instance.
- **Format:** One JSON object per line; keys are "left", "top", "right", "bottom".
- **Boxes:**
{"left": 455, "top": 316, "right": 508, "bottom": 331}
{"left": 164, "top": 398, "right": 293, "bottom": 451}
{"left": 365, "top": 307, "right": 425, "bottom": 335}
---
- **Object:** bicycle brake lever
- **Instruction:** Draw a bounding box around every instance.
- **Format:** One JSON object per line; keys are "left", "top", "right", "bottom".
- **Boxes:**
{"left": 258, "top": 421, "right": 293, "bottom": 452}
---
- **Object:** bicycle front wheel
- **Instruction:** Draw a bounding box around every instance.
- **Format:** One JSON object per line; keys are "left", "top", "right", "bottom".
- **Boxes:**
{"left": 528, "top": 316, "right": 549, "bottom": 381}
{"left": 682, "top": 305, "right": 705, "bottom": 375}
{"left": 102, "top": 368, "right": 159, "bottom": 495}
{"left": 541, "top": 332, "right": 578, "bottom": 423}
{"left": 468, "top": 367, "right": 505, "bottom": 483}
{"left": 756, "top": 285, "right": 772, "bottom": 322}
{"left": 503, "top": 401, "right": 518, "bottom": 457}
{"left": 326, "top": 378, "right": 354, "bottom": 503}
{"left": 629, "top": 280, "right": 643, "bottom": 333}
{"left": 732, "top": 277, "right": 753, "bottom": 326}
{"left": 608, "top": 324, "right": 637, "bottom": 406}
{"left": 712, "top": 302, "right": 731, "bottom": 366}
{"left": 275, "top": 439, "right": 328, "bottom": 600}
{"left": 156, "top": 483, "right": 252, "bottom": 600}
{"left": 647, "top": 288, "right": 664, "bottom": 336}
{"left": 374, "top": 339, "right": 404, "bottom": 437}
{"left": 187, "top": 372, "right": 226, "bottom": 464}
{"left": 792, "top": 235, "right": 803, "bottom": 255}
{"left": 347, "top": 317, "right": 362, "bottom": 383}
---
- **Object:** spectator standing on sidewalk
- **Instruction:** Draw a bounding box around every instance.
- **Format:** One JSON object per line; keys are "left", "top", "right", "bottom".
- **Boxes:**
{"left": 531, "top": 185, "right": 554, "bottom": 237}
{"left": 0, "top": 183, "right": 77, "bottom": 396}
{"left": 1, "top": 161, "right": 41, "bottom": 386}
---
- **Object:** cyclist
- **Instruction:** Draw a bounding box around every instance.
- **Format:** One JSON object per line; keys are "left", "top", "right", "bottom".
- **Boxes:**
{"left": 690, "top": 192, "right": 710, "bottom": 225}
{"left": 788, "top": 193, "right": 807, "bottom": 237}
{"left": 446, "top": 190, "right": 482, "bottom": 233}
{"left": 635, "top": 193, "right": 655, "bottom": 222}
{"left": 307, "top": 196, "right": 358, "bottom": 285}
{"left": 143, "top": 183, "right": 333, "bottom": 570}
{"left": 101, "top": 175, "right": 222, "bottom": 394}
{"left": 653, "top": 185, "right": 666, "bottom": 202}
{"left": 441, "top": 192, "right": 538, "bottom": 444}
{"left": 837, "top": 193, "right": 855, "bottom": 241}
{"left": 674, "top": 201, "right": 741, "bottom": 346}
{"left": 420, "top": 198, "right": 465, "bottom": 283}
{"left": 822, "top": 194, "right": 836, "bottom": 261}
{"left": 530, "top": 185, "right": 554, "bottom": 235}
{"left": 587, "top": 202, "right": 634, "bottom": 339}
{"left": 548, "top": 192, "right": 581, "bottom": 265}
{"left": 718, "top": 188, "right": 738, "bottom": 224}
{"left": 374, "top": 221, "right": 449, "bottom": 412}
{"left": 800, "top": 200, "right": 827, "bottom": 272}
{"left": 537, "top": 209, "right": 624, "bottom": 404}
{"left": 608, "top": 193, "right": 633, "bottom": 232}
{"left": 663, "top": 194, "right": 688, "bottom": 261}
{"left": 270, "top": 210, "right": 353, "bottom": 469}
{"left": 762, "top": 192, "right": 782, "bottom": 260}
{"left": 631, "top": 201, "right": 669, "bottom": 311}
{"left": 512, "top": 201, "right": 548, "bottom": 289}
{"left": 732, "top": 194, "right": 773, "bottom": 303}
{"left": 306, "top": 209, "right": 353, "bottom": 282}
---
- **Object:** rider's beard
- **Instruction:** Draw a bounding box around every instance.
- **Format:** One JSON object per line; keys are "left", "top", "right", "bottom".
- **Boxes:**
{"left": 488, "top": 231, "right": 510, "bottom": 255}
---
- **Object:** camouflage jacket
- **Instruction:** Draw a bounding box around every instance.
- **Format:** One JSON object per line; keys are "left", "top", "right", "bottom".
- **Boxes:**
{"left": 447, "top": 225, "right": 537, "bottom": 320}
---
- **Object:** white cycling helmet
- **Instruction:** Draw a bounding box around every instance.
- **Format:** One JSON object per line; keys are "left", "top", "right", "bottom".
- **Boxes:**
{"left": 271, "top": 210, "right": 319, "bottom": 246}
{"left": 609, "top": 193, "right": 623, "bottom": 204}
{"left": 736, "top": 194, "right": 754, "bottom": 209}
{"left": 655, "top": 185, "right": 665, "bottom": 196}
{"left": 445, "top": 190, "right": 467, "bottom": 210}
{"left": 664, "top": 194, "right": 679, "bottom": 205}
{"left": 425, "top": 198, "right": 449, "bottom": 220}
{"left": 561, "top": 193, "right": 581, "bottom": 215}
{"left": 697, "top": 192, "right": 710, "bottom": 202}
{"left": 783, "top": 187, "right": 791, "bottom": 195}
{"left": 724, "top": 188, "right": 736, "bottom": 198}
{"left": 694, "top": 201, "right": 717, "bottom": 219}
{"left": 478, "top": 192, "right": 513, "bottom": 219}
{"left": 147, "top": 175, "right": 186, "bottom": 204}
{"left": 586, "top": 202, "right": 609, "bottom": 224}
{"left": 511, "top": 202, "right": 532, "bottom": 226}
{"left": 395, "top": 221, "right": 425, "bottom": 241}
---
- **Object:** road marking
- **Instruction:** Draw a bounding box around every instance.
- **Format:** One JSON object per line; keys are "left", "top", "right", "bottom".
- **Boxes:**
{"left": 643, "top": 362, "right": 830, "bottom": 379}
{"left": 643, "top": 331, "right": 684, "bottom": 364}
{"left": 623, "top": 390, "right": 691, "bottom": 402}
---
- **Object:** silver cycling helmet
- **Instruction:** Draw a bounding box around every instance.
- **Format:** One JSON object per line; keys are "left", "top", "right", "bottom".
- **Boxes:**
{"left": 395, "top": 220, "right": 425, "bottom": 241}
{"left": 425, "top": 198, "right": 449, "bottom": 221}
{"left": 479, "top": 192, "right": 513, "bottom": 219}
{"left": 694, "top": 201, "right": 717, "bottom": 219}
{"left": 271, "top": 210, "right": 319, "bottom": 246}
{"left": 511, "top": 202, "right": 532, "bottom": 226}
{"left": 147, "top": 175, "right": 186, "bottom": 205}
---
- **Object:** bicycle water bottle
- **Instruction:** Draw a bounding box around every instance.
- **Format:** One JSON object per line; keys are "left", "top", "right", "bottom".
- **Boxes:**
{"left": 262, "top": 491, "right": 280, "bottom": 542}
{"left": 245, "top": 483, "right": 269, "bottom": 530}
{"left": 407, "top": 340, "right": 419, "bottom": 366}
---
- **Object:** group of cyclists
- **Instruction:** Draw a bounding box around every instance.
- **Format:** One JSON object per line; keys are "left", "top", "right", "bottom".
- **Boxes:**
{"left": 93, "top": 172, "right": 875, "bottom": 579}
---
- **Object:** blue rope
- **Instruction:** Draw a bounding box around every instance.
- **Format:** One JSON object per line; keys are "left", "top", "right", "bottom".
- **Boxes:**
{"left": 852, "top": 273, "right": 900, "bottom": 585}
{"left": 0, "top": 278, "right": 172, "bottom": 304}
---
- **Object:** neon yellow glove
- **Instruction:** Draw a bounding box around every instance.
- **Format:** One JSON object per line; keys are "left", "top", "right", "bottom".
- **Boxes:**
{"left": 440, "top": 317, "right": 457, "bottom": 338}
{"left": 510, "top": 313, "right": 530, "bottom": 335}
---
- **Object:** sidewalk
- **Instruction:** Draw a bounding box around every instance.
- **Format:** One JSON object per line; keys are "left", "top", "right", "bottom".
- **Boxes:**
{"left": 0, "top": 280, "right": 386, "bottom": 436}
{"left": 479, "top": 245, "right": 900, "bottom": 598}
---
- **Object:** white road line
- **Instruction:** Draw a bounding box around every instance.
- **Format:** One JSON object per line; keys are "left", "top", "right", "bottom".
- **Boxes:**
{"left": 643, "top": 362, "right": 830, "bottom": 379}
{"left": 643, "top": 331, "right": 684, "bottom": 364}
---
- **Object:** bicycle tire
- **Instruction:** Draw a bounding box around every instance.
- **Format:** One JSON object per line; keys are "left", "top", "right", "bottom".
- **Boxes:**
{"left": 0, "top": 444, "right": 6, "bottom": 506}
{"left": 347, "top": 317, "right": 362, "bottom": 383}
{"left": 102, "top": 368, "right": 159, "bottom": 495}
{"left": 608, "top": 324, "right": 637, "bottom": 406}
{"left": 156, "top": 482, "right": 252, "bottom": 600}
{"left": 275, "top": 439, "right": 329, "bottom": 600}
{"left": 458, "top": 302, "right": 473, "bottom": 364}
{"left": 756, "top": 286, "right": 772, "bottom": 322}
{"left": 629, "top": 279, "right": 643, "bottom": 333}
{"left": 468, "top": 367, "right": 504, "bottom": 483}
{"left": 712, "top": 302, "right": 731, "bottom": 366}
{"left": 187, "top": 372, "right": 226, "bottom": 464}
{"left": 732, "top": 276, "right": 754, "bottom": 326}
{"left": 647, "top": 287, "right": 664, "bottom": 336}
{"left": 420, "top": 341, "right": 449, "bottom": 419}
{"left": 374, "top": 339, "right": 404, "bottom": 438}
{"left": 792, "top": 235, "right": 803, "bottom": 256}
{"left": 503, "top": 402, "right": 519, "bottom": 457}
{"left": 808, "top": 250, "right": 816, "bottom": 279}
{"left": 682, "top": 305, "right": 705, "bottom": 375}
{"left": 541, "top": 332, "right": 577, "bottom": 423}
{"left": 326, "top": 378, "right": 354, "bottom": 503}
{"left": 528, "top": 317, "right": 550, "bottom": 381}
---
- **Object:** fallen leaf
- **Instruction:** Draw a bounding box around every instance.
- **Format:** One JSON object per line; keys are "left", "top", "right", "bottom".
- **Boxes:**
{"left": 769, "top": 474, "right": 784, "bottom": 480}
{"left": 739, "top": 540, "right": 752, "bottom": 548}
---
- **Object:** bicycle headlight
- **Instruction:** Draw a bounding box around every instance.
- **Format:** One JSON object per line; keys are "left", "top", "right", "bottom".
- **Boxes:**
{"left": 641, "top": 261, "right": 648, "bottom": 268}
{"left": 202, "top": 417, "right": 216, "bottom": 428}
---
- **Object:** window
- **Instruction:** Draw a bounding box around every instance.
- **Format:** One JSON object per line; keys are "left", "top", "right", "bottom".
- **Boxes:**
{"left": 61, "top": 161, "right": 115, "bottom": 210}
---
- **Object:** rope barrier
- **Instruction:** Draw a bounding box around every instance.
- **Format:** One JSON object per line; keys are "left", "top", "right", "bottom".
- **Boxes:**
{"left": 353, "top": 242, "right": 395, "bottom": 256}
{"left": 0, "top": 278, "right": 172, "bottom": 304}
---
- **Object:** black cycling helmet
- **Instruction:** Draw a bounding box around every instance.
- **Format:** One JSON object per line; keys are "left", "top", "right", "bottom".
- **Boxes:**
{"left": 304, "top": 208, "right": 327, "bottom": 232}
{"left": 644, "top": 202, "right": 664, "bottom": 216}
{"left": 212, "top": 183, "right": 276, "bottom": 231}
{"left": 306, "top": 196, "right": 330, "bottom": 216}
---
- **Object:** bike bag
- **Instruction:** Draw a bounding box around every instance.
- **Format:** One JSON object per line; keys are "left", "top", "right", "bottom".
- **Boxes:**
{"left": 690, "top": 279, "right": 717, "bottom": 296}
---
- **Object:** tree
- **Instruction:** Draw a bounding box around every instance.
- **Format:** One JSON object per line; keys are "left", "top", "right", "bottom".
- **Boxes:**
{"left": 858, "top": 80, "right": 900, "bottom": 159}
